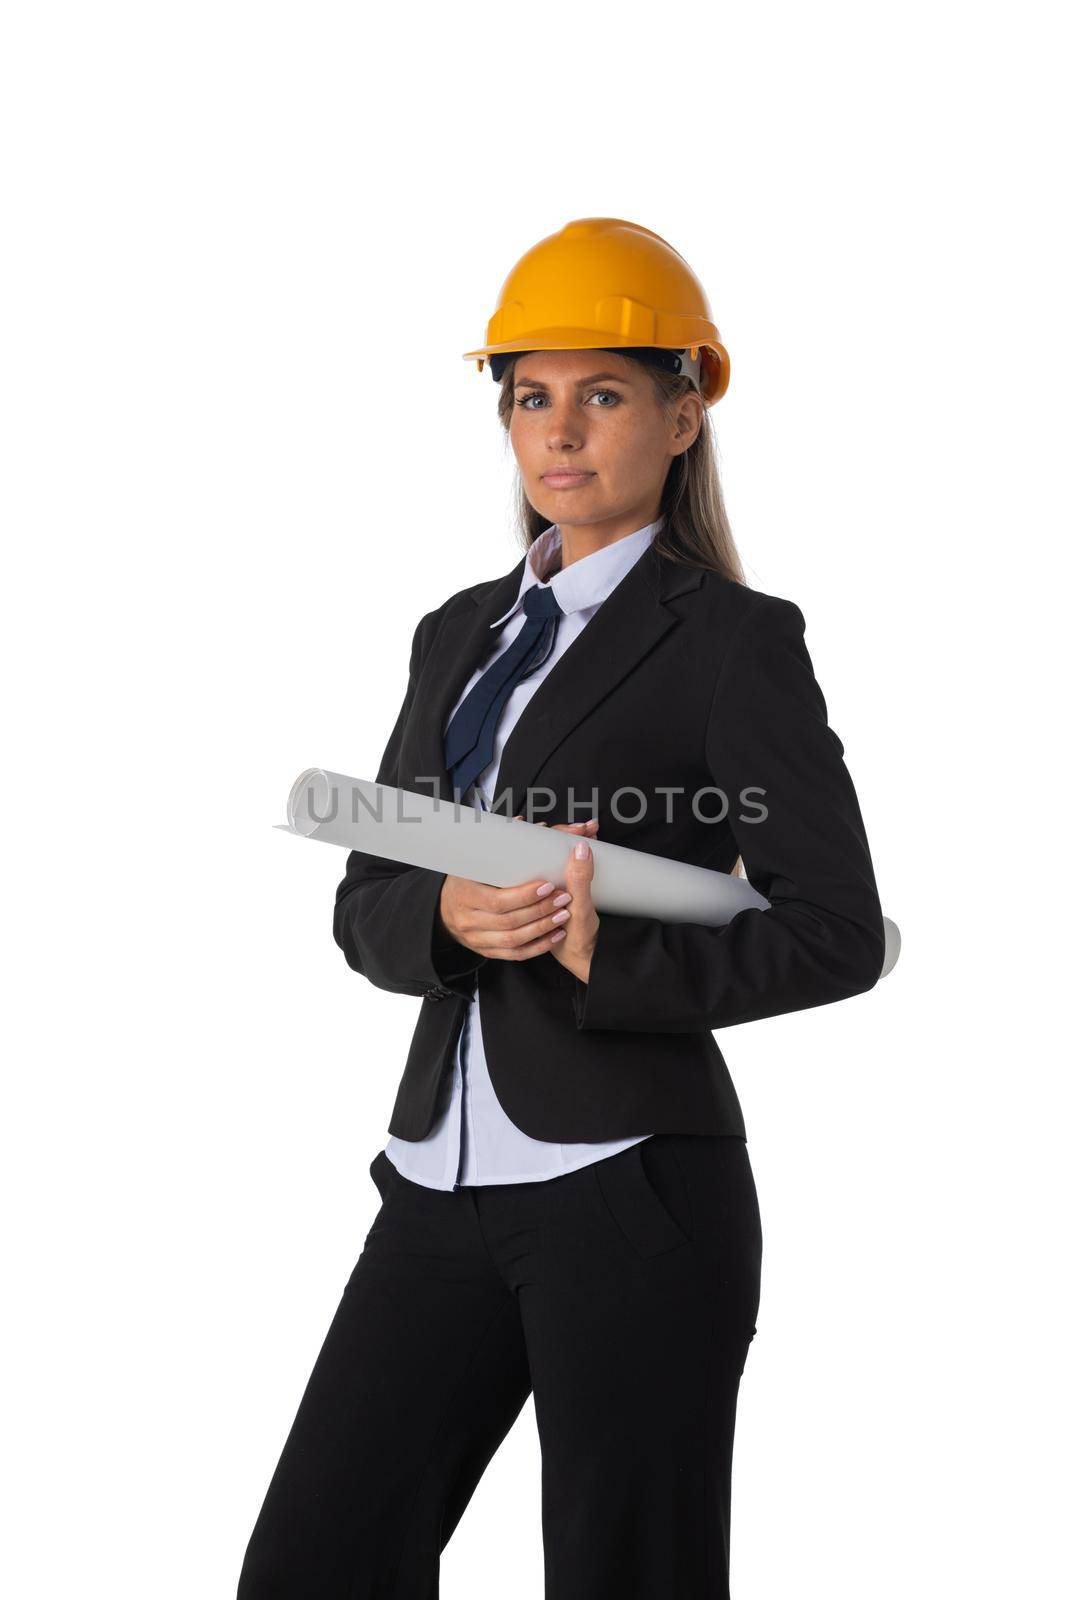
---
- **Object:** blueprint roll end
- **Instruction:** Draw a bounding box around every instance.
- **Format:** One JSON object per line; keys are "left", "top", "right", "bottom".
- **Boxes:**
{"left": 881, "top": 917, "right": 902, "bottom": 979}
{"left": 286, "top": 767, "right": 331, "bottom": 838}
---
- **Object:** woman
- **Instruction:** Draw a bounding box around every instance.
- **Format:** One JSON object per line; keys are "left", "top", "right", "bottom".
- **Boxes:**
{"left": 237, "top": 218, "right": 885, "bottom": 1599}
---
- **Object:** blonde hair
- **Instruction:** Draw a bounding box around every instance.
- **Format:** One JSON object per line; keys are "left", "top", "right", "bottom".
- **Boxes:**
{"left": 495, "top": 354, "right": 747, "bottom": 586}
{"left": 495, "top": 353, "right": 749, "bottom": 877}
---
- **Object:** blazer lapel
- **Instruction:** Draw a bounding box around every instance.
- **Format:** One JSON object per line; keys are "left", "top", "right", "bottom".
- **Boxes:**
{"left": 407, "top": 554, "right": 526, "bottom": 799}
{"left": 408, "top": 542, "right": 705, "bottom": 813}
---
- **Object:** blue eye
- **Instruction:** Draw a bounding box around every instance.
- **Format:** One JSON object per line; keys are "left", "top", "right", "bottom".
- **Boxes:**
{"left": 515, "top": 389, "right": 621, "bottom": 410}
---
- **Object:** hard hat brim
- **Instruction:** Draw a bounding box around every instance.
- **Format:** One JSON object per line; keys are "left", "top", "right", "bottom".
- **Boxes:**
{"left": 462, "top": 328, "right": 729, "bottom": 405}
{"left": 462, "top": 326, "right": 722, "bottom": 359}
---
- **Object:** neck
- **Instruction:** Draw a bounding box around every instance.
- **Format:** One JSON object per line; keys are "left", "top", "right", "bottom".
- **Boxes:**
{"left": 554, "top": 512, "right": 660, "bottom": 570}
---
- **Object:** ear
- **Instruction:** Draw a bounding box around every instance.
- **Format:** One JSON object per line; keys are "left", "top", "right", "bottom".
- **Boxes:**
{"left": 668, "top": 389, "right": 704, "bottom": 456}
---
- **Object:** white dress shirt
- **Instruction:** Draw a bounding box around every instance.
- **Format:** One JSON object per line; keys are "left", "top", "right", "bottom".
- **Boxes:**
{"left": 384, "top": 517, "right": 662, "bottom": 1190}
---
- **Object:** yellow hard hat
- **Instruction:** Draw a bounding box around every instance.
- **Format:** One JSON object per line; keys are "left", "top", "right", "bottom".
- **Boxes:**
{"left": 463, "top": 217, "right": 730, "bottom": 406}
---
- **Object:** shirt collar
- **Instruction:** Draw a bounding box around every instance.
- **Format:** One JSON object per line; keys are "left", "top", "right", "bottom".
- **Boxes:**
{"left": 488, "top": 516, "right": 665, "bottom": 629}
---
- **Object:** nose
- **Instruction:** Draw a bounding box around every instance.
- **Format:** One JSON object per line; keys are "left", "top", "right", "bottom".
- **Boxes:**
{"left": 546, "top": 400, "right": 585, "bottom": 454}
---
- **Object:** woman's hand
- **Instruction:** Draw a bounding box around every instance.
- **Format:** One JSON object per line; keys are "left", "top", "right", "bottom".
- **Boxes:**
{"left": 437, "top": 817, "right": 598, "bottom": 976}
{"left": 514, "top": 815, "right": 600, "bottom": 985}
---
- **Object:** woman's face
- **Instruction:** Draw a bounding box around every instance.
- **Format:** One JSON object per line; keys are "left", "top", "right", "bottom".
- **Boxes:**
{"left": 509, "top": 349, "right": 702, "bottom": 540}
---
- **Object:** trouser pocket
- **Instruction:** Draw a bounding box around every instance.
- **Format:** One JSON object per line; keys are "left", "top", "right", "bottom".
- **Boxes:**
{"left": 592, "top": 1137, "right": 693, "bottom": 1259}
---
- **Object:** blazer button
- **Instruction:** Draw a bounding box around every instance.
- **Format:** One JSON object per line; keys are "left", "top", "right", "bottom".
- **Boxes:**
{"left": 425, "top": 984, "right": 448, "bottom": 1000}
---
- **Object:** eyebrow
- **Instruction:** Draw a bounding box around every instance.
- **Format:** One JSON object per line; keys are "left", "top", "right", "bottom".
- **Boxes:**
{"left": 512, "top": 371, "right": 634, "bottom": 389}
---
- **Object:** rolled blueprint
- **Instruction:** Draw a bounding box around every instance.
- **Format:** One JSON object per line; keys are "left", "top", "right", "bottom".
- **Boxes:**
{"left": 278, "top": 768, "right": 900, "bottom": 978}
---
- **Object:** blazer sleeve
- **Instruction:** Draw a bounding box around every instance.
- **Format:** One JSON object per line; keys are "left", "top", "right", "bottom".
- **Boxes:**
{"left": 332, "top": 610, "right": 489, "bottom": 1000}
{"left": 571, "top": 593, "right": 885, "bottom": 1033}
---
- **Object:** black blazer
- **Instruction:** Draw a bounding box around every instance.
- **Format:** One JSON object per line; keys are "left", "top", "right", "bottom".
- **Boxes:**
{"left": 333, "top": 542, "right": 885, "bottom": 1143}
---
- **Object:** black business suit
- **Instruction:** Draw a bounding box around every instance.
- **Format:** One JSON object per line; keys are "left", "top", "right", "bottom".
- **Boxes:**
{"left": 237, "top": 541, "right": 883, "bottom": 1599}
{"left": 333, "top": 540, "right": 885, "bottom": 1142}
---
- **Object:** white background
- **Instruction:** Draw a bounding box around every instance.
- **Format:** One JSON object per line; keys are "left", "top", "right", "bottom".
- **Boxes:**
{"left": 3, "top": 3, "right": 1064, "bottom": 1595}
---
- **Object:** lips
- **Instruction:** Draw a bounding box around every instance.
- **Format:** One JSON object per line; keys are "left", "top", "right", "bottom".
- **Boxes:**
{"left": 542, "top": 470, "right": 594, "bottom": 487}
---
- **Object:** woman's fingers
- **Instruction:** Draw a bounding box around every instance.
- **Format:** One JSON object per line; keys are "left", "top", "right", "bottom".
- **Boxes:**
{"left": 445, "top": 870, "right": 577, "bottom": 959}
{"left": 452, "top": 909, "right": 571, "bottom": 960}
{"left": 444, "top": 813, "right": 595, "bottom": 960}
{"left": 454, "top": 888, "right": 573, "bottom": 940}
{"left": 487, "top": 919, "right": 570, "bottom": 959}
{"left": 515, "top": 813, "right": 599, "bottom": 833}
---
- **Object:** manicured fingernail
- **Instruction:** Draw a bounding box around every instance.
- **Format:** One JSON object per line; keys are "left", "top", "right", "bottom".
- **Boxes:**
{"left": 550, "top": 929, "right": 566, "bottom": 941}
{"left": 551, "top": 908, "right": 570, "bottom": 923}
{"left": 553, "top": 893, "right": 572, "bottom": 908}
{"left": 537, "top": 882, "right": 555, "bottom": 896}
{"left": 575, "top": 840, "right": 589, "bottom": 859}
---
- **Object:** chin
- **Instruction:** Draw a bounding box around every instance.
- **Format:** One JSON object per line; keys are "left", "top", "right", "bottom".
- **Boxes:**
{"left": 530, "top": 494, "right": 606, "bottom": 523}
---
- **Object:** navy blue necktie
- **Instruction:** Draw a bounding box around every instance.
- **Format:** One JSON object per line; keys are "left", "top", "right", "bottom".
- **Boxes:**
{"left": 443, "top": 583, "right": 564, "bottom": 801}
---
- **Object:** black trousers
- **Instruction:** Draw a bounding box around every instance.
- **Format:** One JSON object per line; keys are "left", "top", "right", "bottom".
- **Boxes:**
{"left": 236, "top": 1133, "right": 762, "bottom": 1599}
